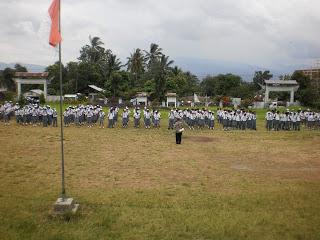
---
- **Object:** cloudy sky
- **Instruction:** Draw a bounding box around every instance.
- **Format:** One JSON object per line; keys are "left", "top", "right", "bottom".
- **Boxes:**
{"left": 0, "top": 0, "right": 319, "bottom": 75}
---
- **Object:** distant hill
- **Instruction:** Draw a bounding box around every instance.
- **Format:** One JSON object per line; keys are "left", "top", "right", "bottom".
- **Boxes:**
{"left": 175, "top": 57, "right": 309, "bottom": 81}
{"left": 0, "top": 62, "right": 46, "bottom": 72}
{"left": 0, "top": 60, "right": 309, "bottom": 81}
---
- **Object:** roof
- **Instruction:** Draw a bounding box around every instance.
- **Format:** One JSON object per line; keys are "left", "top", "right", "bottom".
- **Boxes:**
{"left": 64, "top": 94, "right": 77, "bottom": 98}
{"left": 265, "top": 80, "right": 298, "bottom": 85}
{"left": 166, "top": 92, "right": 177, "bottom": 97}
{"left": 30, "top": 89, "right": 44, "bottom": 95}
{"left": 88, "top": 85, "right": 105, "bottom": 92}
{"left": 136, "top": 92, "right": 148, "bottom": 97}
{"left": 14, "top": 72, "right": 49, "bottom": 78}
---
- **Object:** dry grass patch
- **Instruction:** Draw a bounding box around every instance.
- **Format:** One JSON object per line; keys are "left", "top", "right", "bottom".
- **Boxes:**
{"left": 0, "top": 119, "right": 320, "bottom": 239}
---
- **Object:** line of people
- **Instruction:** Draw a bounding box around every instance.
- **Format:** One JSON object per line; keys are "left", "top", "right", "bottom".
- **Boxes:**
{"left": 168, "top": 109, "right": 215, "bottom": 130}
{"left": 0, "top": 101, "right": 58, "bottom": 127}
{"left": 217, "top": 109, "right": 257, "bottom": 131}
{"left": 3, "top": 101, "right": 320, "bottom": 132}
{"left": 62, "top": 105, "right": 162, "bottom": 129}
{"left": 0, "top": 101, "right": 16, "bottom": 125}
{"left": 265, "top": 109, "right": 320, "bottom": 131}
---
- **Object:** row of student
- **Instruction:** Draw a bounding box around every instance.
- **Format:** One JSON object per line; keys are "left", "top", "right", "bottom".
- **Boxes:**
{"left": 217, "top": 109, "right": 257, "bottom": 131}
{"left": 173, "top": 109, "right": 215, "bottom": 130}
{"left": 0, "top": 101, "right": 17, "bottom": 125}
{"left": 62, "top": 105, "right": 162, "bottom": 129}
{"left": 0, "top": 102, "right": 58, "bottom": 127}
{"left": 2, "top": 102, "right": 320, "bottom": 131}
{"left": 265, "top": 109, "right": 320, "bottom": 131}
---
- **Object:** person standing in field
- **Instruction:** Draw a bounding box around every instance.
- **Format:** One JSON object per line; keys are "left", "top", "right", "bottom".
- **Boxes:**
{"left": 174, "top": 116, "right": 184, "bottom": 144}
{"left": 52, "top": 108, "right": 58, "bottom": 127}
{"left": 107, "top": 107, "right": 114, "bottom": 128}
{"left": 144, "top": 109, "right": 151, "bottom": 129}
{"left": 122, "top": 108, "right": 129, "bottom": 128}
{"left": 168, "top": 109, "right": 175, "bottom": 130}
{"left": 153, "top": 110, "right": 161, "bottom": 128}
{"left": 98, "top": 109, "right": 105, "bottom": 128}
{"left": 134, "top": 108, "right": 141, "bottom": 128}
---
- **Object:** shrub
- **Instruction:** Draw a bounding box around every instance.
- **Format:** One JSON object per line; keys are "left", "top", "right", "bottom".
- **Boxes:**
{"left": 39, "top": 93, "right": 46, "bottom": 105}
{"left": 1, "top": 91, "right": 15, "bottom": 102}
{"left": 241, "top": 98, "right": 254, "bottom": 108}
{"left": 18, "top": 94, "right": 27, "bottom": 106}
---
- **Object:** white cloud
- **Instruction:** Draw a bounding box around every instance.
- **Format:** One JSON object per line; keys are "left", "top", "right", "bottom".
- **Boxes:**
{"left": 0, "top": 0, "right": 319, "bottom": 70}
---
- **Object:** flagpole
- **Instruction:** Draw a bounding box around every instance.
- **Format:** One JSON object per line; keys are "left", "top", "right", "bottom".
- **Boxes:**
{"left": 58, "top": 0, "right": 66, "bottom": 199}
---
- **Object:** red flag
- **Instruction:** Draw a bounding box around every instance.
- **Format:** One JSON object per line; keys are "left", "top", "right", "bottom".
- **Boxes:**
{"left": 48, "top": 0, "right": 62, "bottom": 47}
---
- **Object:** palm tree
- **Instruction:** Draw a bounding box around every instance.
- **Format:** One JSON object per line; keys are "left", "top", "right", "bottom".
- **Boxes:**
{"left": 103, "top": 54, "right": 122, "bottom": 81}
{"left": 144, "top": 43, "right": 163, "bottom": 69}
{"left": 127, "top": 48, "right": 145, "bottom": 87}
{"left": 79, "top": 36, "right": 106, "bottom": 63}
{"left": 89, "top": 36, "right": 104, "bottom": 49}
{"left": 159, "top": 55, "right": 174, "bottom": 71}
{"left": 152, "top": 55, "right": 174, "bottom": 101}
{"left": 89, "top": 36, "right": 105, "bottom": 63}
{"left": 171, "top": 66, "right": 182, "bottom": 76}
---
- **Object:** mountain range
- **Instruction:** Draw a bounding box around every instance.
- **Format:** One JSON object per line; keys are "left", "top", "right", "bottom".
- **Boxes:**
{"left": 0, "top": 62, "right": 46, "bottom": 73}
{"left": 174, "top": 57, "right": 309, "bottom": 80}
{"left": 0, "top": 59, "right": 309, "bottom": 81}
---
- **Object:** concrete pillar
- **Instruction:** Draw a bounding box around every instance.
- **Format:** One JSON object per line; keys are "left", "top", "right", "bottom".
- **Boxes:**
{"left": 44, "top": 81, "right": 47, "bottom": 99}
{"left": 265, "top": 89, "right": 269, "bottom": 103}
{"left": 17, "top": 81, "right": 22, "bottom": 97}
{"left": 290, "top": 90, "right": 294, "bottom": 103}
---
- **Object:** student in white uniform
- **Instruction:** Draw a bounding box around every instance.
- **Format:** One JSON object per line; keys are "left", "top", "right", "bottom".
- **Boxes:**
{"left": 98, "top": 109, "right": 105, "bottom": 128}
{"left": 153, "top": 110, "right": 161, "bottom": 128}
{"left": 134, "top": 108, "right": 141, "bottom": 128}
{"left": 122, "top": 108, "right": 129, "bottom": 128}
{"left": 107, "top": 108, "right": 114, "bottom": 128}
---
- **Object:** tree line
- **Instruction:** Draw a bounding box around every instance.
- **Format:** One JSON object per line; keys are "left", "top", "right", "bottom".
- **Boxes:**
{"left": 46, "top": 36, "right": 200, "bottom": 103}
{"left": 0, "top": 36, "right": 319, "bottom": 108}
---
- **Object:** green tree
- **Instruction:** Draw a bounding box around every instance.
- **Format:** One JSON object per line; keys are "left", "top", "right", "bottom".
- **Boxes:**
{"left": 2, "top": 68, "right": 16, "bottom": 91}
{"left": 39, "top": 93, "right": 46, "bottom": 104}
{"left": 104, "top": 54, "right": 122, "bottom": 81}
{"left": 46, "top": 62, "right": 67, "bottom": 94}
{"left": 150, "top": 55, "right": 174, "bottom": 101}
{"left": 109, "top": 71, "right": 122, "bottom": 97}
{"left": 231, "top": 82, "right": 255, "bottom": 99}
{"left": 79, "top": 36, "right": 108, "bottom": 64}
{"left": 182, "top": 71, "right": 200, "bottom": 96}
{"left": 77, "top": 62, "right": 103, "bottom": 90}
{"left": 216, "top": 74, "right": 241, "bottom": 96}
{"left": 144, "top": 43, "right": 163, "bottom": 70}
{"left": 18, "top": 94, "right": 26, "bottom": 106}
{"left": 201, "top": 74, "right": 242, "bottom": 97}
{"left": 117, "top": 71, "right": 131, "bottom": 99}
{"left": 14, "top": 63, "right": 27, "bottom": 72}
{"left": 65, "top": 61, "right": 79, "bottom": 93}
{"left": 127, "top": 48, "right": 145, "bottom": 87}
{"left": 201, "top": 75, "right": 216, "bottom": 96}
{"left": 253, "top": 70, "right": 273, "bottom": 89}
{"left": 292, "top": 70, "right": 319, "bottom": 107}
{"left": 279, "top": 74, "right": 291, "bottom": 80}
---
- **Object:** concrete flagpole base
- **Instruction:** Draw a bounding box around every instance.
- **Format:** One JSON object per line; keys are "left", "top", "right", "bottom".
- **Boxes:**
{"left": 53, "top": 198, "right": 79, "bottom": 215}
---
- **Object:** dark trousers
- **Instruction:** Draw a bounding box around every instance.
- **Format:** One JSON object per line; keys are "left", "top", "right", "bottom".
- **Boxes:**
{"left": 176, "top": 132, "right": 182, "bottom": 144}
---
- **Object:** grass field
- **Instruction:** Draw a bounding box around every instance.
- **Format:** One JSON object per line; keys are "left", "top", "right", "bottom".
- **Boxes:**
{"left": 0, "top": 108, "right": 320, "bottom": 240}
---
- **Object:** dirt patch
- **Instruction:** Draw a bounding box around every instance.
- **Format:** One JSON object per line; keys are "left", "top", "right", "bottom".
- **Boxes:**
{"left": 230, "top": 164, "right": 320, "bottom": 172}
{"left": 185, "top": 136, "right": 218, "bottom": 143}
{"left": 230, "top": 164, "right": 253, "bottom": 171}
